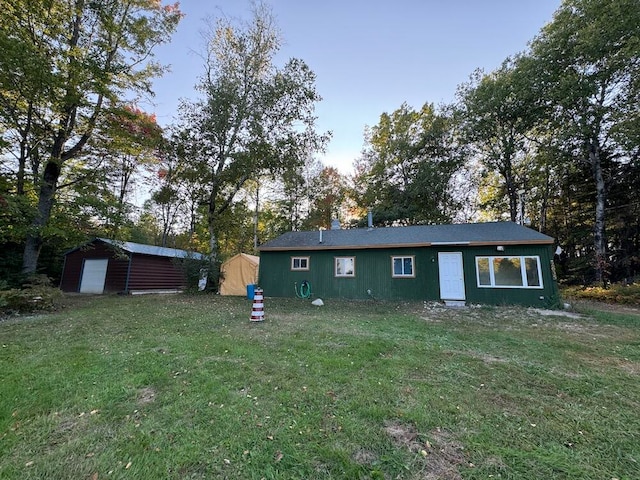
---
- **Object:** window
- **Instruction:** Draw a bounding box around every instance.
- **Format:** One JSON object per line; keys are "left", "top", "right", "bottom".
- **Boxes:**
{"left": 476, "top": 256, "right": 543, "bottom": 288}
{"left": 291, "top": 256, "right": 309, "bottom": 271}
{"left": 392, "top": 256, "right": 415, "bottom": 278}
{"left": 335, "top": 257, "right": 355, "bottom": 277}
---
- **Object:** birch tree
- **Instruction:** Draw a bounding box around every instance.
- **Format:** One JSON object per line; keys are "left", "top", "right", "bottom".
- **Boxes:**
{"left": 172, "top": 3, "right": 328, "bottom": 263}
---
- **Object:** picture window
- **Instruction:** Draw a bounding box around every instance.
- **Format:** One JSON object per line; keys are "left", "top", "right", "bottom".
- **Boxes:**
{"left": 476, "top": 256, "right": 543, "bottom": 289}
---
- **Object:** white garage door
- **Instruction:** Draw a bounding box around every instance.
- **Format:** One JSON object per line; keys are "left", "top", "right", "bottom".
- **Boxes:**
{"left": 79, "top": 259, "right": 108, "bottom": 294}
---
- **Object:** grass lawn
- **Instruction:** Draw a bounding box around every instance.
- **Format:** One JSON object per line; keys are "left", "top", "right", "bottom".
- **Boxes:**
{"left": 1, "top": 294, "right": 639, "bottom": 479}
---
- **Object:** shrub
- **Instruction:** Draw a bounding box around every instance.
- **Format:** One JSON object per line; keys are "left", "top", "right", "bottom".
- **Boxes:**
{"left": 173, "top": 255, "right": 217, "bottom": 294}
{"left": 0, "top": 275, "right": 64, "bottom": 315}
{"left": 562, "top": 281, "right": 640, "bottom": 305}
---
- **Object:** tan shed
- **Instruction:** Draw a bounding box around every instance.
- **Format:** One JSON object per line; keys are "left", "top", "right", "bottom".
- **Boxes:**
{"left": 219, "top": 253, "right": 260, "bottom": 296}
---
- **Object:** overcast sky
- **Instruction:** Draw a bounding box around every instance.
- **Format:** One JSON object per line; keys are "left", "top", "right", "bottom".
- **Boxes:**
{"left": 148, "top": 0, "right": 562, "bottom": 173}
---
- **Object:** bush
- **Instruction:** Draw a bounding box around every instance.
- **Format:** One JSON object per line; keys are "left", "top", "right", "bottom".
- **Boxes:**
{"left": 0, "top": 275, "right": 64, "bottom": 315}
{"left": 562, "top": 281, "right": 640, "bottom": 305}
{"left": 173, "top": 255, "right": 217, "bottom": 294}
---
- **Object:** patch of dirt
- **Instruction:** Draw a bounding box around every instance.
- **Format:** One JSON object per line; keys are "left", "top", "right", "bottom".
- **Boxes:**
{"left": 423, "top": 428, "right": 467, "bottom": 480}
{"left": 48, "top": 413, "right": 91, "bottom": 448}
{"left": 136, "top": 387, "right": 156, "bottom": 405}
{"left": 442, "top": 349, "right": 510, "bottom": 365}
{"left": 619, "top": 360, "right": 640, "bottom": 376}
{"left": 530, "top": 308, "right": 583, "bottom": 319}
{"left": 384, "top": 421, "right": 466, "bottom": 480}
{"left": 465, "top": 350, "right": 508, "bottom": 364}
{"left": 385, "top": 421, "right": 422, "bottom": 452}
{"left": 352, "top": 448, "right": 378, "bottom": 466}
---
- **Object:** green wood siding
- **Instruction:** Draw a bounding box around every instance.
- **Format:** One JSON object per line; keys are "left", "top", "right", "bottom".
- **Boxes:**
{"left": 258, "top": 244, "right": 558, "bottom": 307}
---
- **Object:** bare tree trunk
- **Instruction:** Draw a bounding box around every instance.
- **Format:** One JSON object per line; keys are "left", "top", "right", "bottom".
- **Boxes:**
{"left": 504, "top": 173, "right": 518, "bottom": 223}
{"left": 253, "top": 182, "right": 259, "bottom": 252}
{"left": 499, "top": 144, "right": 518, "bottom": 223}
{"left": 539, "top": 165, "right": 550, "bottom": 232}
{"left": 591, "top": 145, "right": 607, "bottom": 285}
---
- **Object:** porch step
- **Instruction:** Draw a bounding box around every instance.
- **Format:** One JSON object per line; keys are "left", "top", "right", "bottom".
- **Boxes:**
{"left": 443, "top": 300, "right": 467, "bottom": 308}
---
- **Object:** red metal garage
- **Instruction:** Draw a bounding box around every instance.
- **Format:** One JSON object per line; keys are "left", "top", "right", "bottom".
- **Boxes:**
{"left": 60, "top": 238, "right": 207, "bottom": 294}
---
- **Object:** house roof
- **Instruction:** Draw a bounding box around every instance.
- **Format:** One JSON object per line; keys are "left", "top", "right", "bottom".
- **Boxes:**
{"left": 258, "top": 222, "right": 554, "bottom": 251}
{"left": 66, "top": 238, "right": 207, "bottom": 260}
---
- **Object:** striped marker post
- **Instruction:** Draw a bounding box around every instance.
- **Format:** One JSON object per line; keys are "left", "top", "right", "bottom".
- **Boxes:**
{"left": 250, "top": 287, "right": 264, "bottom": 322}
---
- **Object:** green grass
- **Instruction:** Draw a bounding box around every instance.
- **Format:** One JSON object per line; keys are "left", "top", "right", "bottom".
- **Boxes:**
{"left": 1, "top": 295, "right": 639, "bottom": 479}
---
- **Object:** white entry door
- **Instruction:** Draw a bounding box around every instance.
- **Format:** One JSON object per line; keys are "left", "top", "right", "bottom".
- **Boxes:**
{"left": 79, "top": 259, "right": 108, "bottom": 294}
{"left": 438, "top": 252, "right": 466, "bottom": 300}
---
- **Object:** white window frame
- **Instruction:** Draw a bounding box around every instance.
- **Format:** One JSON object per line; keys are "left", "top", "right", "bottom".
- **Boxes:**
{"left": 291, "top": 256, "right": 310, "bottom": 271}
{"left": 475, "top": 255, "right": 544, "bottom": 289}
{"left": 391, "top": 255, "right": 415, "bottom": 278}
{"left": 334, "top": 256, "right": 355, "bottom": 277}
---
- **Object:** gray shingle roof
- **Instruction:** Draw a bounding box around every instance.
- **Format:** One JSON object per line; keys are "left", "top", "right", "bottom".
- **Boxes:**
{"left": 258, "top": 222, "right": 553, "bottom": 251}
{"left": 94, "top": 238, "right": 207, "bottom": 260}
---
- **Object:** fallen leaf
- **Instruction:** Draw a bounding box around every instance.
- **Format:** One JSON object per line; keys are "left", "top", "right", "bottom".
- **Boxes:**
{"left": 91, "top": 473, "right": 98, "bottom": 480}
{"left": 274, "top": 451, "right": 283, "bottom": 463}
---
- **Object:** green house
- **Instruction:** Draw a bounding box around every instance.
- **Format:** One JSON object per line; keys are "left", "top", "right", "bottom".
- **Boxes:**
{"left": 258, "top": 221, "right": 560, "bottom": 307}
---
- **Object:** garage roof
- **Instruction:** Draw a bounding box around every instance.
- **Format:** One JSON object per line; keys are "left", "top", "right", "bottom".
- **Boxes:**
{"left": 65, "top": 238, "right": 207, "bottom": 260}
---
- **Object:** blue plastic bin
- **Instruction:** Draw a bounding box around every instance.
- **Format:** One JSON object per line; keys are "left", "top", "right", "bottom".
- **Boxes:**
{"left": 247, "top": 284, "right": 256, "bottom": 300}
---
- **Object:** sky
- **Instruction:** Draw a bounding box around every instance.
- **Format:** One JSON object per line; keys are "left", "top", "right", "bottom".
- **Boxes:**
{"left": 148, "top": 0, "right": 562, "bottom": 174}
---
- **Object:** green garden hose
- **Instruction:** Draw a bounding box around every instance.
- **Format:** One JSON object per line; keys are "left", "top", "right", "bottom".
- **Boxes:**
{"left": 294, "top": 280, "right": 312, "bottom": 299}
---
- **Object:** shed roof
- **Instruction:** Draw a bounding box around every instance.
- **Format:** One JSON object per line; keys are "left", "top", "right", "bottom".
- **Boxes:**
{"left": 258, "top": 222, "right": 553, "bottom": 251}
{"left": 66, "top": 238, "right": 207, "bottom": 260}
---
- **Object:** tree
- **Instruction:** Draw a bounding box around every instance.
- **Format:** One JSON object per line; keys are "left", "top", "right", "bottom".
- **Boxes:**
{"left": 302, "top": 166, "right": 348, "bottom": 230}
{"left": 0, "top": 0, "right": 182, "bottom": 274}
{"left": 70, "top": 105, "right": 164, "bottom": 239}
{"left": 269, "top": 155, "right": 323, "bottom": 233}
{"left": 528, "top": 0, "right": 640, "bottom": 283}
{"left": 172, "top": 2, "right": 328, "bottom": 262}
{"left": 456, "top": 59, "right": 539, "bottom": 223}
{"left": 353, "top": 102, "right": 463, "bottom": 226}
